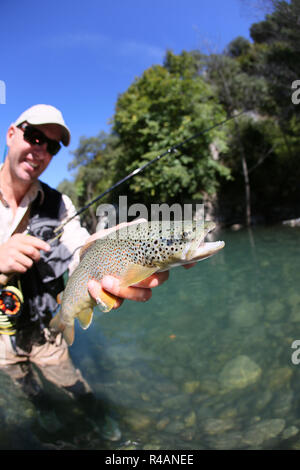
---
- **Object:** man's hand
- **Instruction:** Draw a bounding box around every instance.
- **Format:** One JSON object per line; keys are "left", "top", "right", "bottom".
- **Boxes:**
{"left": 0, "top": 233, "right": 50, "bottom": 275}
{"left": 88, "top": 271, "right": 169, "bottom": 310}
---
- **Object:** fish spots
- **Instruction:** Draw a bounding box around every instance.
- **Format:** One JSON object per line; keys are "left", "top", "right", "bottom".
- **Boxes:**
{"left": 59, "top": 220, "right": 211, "bottom": 321}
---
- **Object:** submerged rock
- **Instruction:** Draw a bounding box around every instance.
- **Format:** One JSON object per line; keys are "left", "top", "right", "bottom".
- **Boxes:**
{"left": 219, "top": 355, "right": 262, "bottom": 391}
{"left": 271, "top": 390, "right": 294, "bottom": 417}
{"left": 123, "top": 410, "right": 152, "bottom": 431}
{"left": 184, "top": 410, "right": 197, "bottom": 428}
{"left": 156, "top": 417, "right": 170, "bottom": 431}
{"left": 265, "top": 300, "right": 286, "bottom": 322}
{"left": 268, "top": 367, "right": 293, "bottom": 389}
{"left": 182, "top": 381, "right": 200, "bottom": 394}
{"left": 255, "top": 390, "right": 273, "bottom": 411}
{"left": 288, "top": 292, "right": 300, "bottom": 322}
{"left": 203, "top": 418, "right": 235, "bottom": 435}
{"left": 282, "top": 426, "right": 299, "bottom": 440}
{"left": 243, "top": 419, "right": 285, "bottom": 447}
{"left": 230, "top": 301, "right": 262, "bottom": 327}
{"left": 207, "top": 431, "right": 244, "bottom": 450}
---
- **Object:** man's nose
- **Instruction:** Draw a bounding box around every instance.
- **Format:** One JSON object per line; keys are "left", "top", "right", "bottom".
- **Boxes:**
{"left": 33, "top": 142, "right": 48, "bottom": 158}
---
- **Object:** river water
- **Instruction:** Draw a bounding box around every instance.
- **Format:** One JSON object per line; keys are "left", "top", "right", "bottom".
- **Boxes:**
{"left": 0, "top": 224, "right": 300, "bottom": 450}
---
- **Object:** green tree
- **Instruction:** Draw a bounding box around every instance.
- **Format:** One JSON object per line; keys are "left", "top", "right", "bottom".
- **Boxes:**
{"left": 206, "top": 51, "right": 271, "bottom": 225}
{"left": 225, "top": 36, "right": 252, "bottom": 59}
{"left": 57, "top": 178, "right": 78, "bottom": 206}
{"left": 62, "top": 131, "right": 120, "bottom": 231}
{"left": 249, "top": 0, "right": 300, "bottom": 120}
{"left": 112, "top": 52, "right": 230, "bottom": 207}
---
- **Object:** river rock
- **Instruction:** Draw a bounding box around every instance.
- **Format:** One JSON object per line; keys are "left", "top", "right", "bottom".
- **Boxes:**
{"left": 207, "top": 431, "right": 244, "bottom": 449}
{"left": 255, "top": 389, "right": 273, "bottom": 411}
{"left": 265, "top": 300, "right": 286, "bottom": 322}
{"left": 219, "top": 355, "right": 262, "bottom": 391}
{"left": 242, "top": 419, "right": 285, "bottom": 447}
{"left": 184, "top": 411, "right": 197, "bottom": 428}
{"left": 282, "top": 426, "right": 299, "bottom": 440}
{"left": 156, "top": 417, "right": 170, "bottom": 431}
{"left": 123, "top": 410, "right": 152, "bottom": 431}
{"left": 268, "top": 367, "right": 293, "bottom": 389}
{"left": 230, "top": 301, "right": 262, "bottom": 327}
{"left": 271, "top": 390, "right": 294, "bottom": 417}
{"left": 203, "top": 418, "right": 235, "bottom": 435}
{"left": 183, "top": 381, "right": 200, "bottom": 394}
{"left": 288, "top": 292, "right": 300, "bottom": 322}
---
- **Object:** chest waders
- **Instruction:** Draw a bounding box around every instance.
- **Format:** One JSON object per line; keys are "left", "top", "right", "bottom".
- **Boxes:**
{"left": 0, "top": 183, "right": 72, "bottom": 351}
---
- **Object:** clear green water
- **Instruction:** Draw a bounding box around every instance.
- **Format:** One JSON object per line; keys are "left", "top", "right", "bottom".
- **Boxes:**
{"left": 1, "top": 225, "right": 300, "bottom": 450}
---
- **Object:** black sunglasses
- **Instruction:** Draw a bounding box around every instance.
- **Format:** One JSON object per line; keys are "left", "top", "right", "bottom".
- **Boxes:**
{"left": 18, "top": 123, "right": 61, "bottom": 156}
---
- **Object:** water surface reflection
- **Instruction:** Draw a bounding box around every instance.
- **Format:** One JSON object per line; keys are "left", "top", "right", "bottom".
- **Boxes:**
{"left": 1, "top": 225, "right": 300, "bottom": 449}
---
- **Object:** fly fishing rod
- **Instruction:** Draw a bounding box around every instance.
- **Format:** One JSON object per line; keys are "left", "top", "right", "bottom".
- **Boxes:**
{"left": 0, "top": 111, "right": 245, "bottom": 314}
{"left": 51, "top": 110, "right": 246, "bottom": 242}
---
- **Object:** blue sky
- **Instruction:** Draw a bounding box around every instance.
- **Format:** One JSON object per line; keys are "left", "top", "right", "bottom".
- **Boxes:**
{"left": 0, "top": 0, "right": 264, "bottom": 188}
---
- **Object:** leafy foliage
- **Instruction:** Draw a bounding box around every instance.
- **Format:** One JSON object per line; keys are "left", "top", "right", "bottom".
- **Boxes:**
{"left": 59, "top": 0, "right": 300, "bottom": 229}
{"left": 112, "top": 58, "right": 229, "bottom": 205}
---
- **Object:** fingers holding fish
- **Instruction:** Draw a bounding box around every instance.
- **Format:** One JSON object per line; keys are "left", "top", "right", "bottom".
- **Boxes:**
{"left": 100, "top": 275, "right": 153, "bottom": 305}
{"left": 88, "top": 271, "right": 169, "bottom": 311}
{"left": 87, "top": 278, "right": 122, "bottom": 310}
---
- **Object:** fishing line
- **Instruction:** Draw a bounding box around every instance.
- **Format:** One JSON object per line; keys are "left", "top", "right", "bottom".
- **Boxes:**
{"left": 50, "top": 110, "right": 246, "bottom": 243}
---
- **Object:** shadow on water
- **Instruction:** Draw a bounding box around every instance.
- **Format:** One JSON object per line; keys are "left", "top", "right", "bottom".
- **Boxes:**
{"left": 1, "top": 224, "right": 300, "bottom": 449}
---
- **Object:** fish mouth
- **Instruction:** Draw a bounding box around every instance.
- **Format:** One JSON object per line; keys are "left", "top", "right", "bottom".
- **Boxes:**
{"left": 184, "top": 222, "right": 224, "bottom": 262}
{"left": 157, "top": 239, "right": 225, "bottom": 272}
{"left": 190, "top": 240, "right": 225, "bottom": 262}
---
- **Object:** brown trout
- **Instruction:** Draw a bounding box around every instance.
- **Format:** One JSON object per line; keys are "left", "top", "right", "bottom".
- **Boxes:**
{"left": 50, "top": 220, "right": 224, "bottom": 345}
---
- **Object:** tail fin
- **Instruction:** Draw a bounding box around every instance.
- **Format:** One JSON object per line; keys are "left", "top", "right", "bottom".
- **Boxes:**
{"left": 49, "top": 312, "right": 75, "bottom": 346}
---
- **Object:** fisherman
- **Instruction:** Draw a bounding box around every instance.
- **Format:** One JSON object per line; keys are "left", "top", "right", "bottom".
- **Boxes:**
{"left": 0, "top": 104, "right": 170, "bottom": 440}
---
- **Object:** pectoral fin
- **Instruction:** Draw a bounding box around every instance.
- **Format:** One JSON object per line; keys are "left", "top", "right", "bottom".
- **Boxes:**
{"left": 119, "top": 264, "right": 159, "bottom": 288}
{"left": 77, "top": 307, "right": 94, "bottom": 329}
{"left": 95, "top": 288, "right": 119, "bottom": 313}
{"left": 87, "top": 279, "right": 119, "bottom": 313}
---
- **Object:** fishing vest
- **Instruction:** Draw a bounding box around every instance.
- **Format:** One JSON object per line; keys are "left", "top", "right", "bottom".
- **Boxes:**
{"left": 2, "top": 182, "right": 73, "bottom": 350}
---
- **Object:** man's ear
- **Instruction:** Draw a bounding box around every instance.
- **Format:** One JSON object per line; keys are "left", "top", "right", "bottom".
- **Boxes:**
{"left": 6, "top": 124, "right": 17, "bottom": 147}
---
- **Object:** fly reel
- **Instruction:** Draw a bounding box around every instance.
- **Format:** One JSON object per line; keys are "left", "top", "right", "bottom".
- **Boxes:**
{"left": 0, "top": 285, "right": 23, "bottom": 317}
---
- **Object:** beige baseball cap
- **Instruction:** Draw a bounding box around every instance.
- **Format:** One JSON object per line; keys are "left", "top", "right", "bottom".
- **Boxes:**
{"left": 14, "top": 104, "right": 71, "bottom": 146}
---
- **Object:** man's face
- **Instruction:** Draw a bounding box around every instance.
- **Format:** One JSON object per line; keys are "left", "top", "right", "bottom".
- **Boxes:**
{"left": 6, "top": 123, "right": 62, "bottom": 184}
